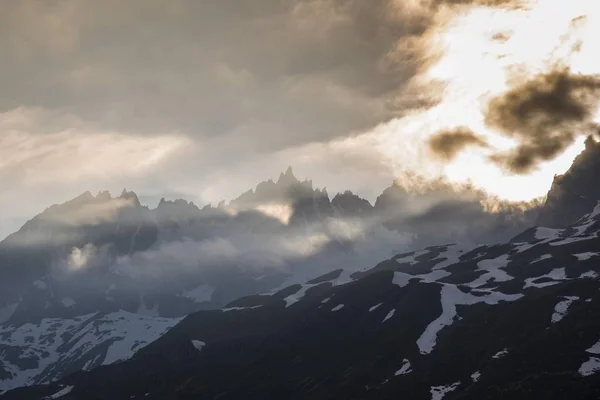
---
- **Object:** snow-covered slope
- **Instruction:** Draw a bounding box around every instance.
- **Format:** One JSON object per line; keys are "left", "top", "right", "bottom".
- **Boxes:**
{"left": 0, "top": 311, "right": 180, "bottom": 391}
{"left": 7, "top": 201, "right": 600, "bottom": 400}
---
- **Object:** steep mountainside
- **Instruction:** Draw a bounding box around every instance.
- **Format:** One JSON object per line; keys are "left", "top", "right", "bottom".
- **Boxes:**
{"left": 0, "top": 166, "right": 541, "bottom": 327}
{"left": 6, "top": 204, "right": 600, "bottom": 399}
{"left": 538, "top": 136, "right": 600, "bottom": 228}
{"left": 0, "top": 311, "right": 180, "bottom": 390}
{"left": 3, "top": 147, "right": 599, "bottom": 396}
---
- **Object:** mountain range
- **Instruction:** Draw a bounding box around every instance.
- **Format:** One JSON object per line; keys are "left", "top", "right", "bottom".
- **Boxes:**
{"left": 1, "top": 138, "right": 600, "bottom": 398}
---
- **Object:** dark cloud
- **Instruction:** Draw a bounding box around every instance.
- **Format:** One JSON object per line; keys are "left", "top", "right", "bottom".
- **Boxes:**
{"left": 0, "top": 0, "right": 434, "bottom": 152}
{"left": 432, "top": 0, "right": 523, "bottom": 8}
{"left": 485, "top": 69, "right": 600, "bottom": 173}
{"left": 428, "top": 127, "right": 489, "bottom": 161}
{"left": 1, "top": 0, "right": 520, "bottom": 153}
{"left": 491, "top": 32, "right": 511, "bottom": 42}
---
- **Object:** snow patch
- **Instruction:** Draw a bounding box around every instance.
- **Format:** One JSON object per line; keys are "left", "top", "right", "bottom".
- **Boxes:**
{"left": 417, "top": 285, "right": 522, "bottom": 355}
{"left": 283, "top": 283, "right": 323, "bottom": 307}
{"left": 573, "top": 252, "right": 599, "bottom": 261}
{"left": 45, "top": 385, "right": 74, "bottom": 399}
{"left": 587, "top": 340, "right": 600, "bottom": 355}
{"left": 191, "top": 340, "right": 206, "bottom": 351}
{"left": 471, "top": 371, "right": 481, "bottom": 382}
{"left": 531, "top": 254, "right": 552, "bottom": 264}
{"left": 550, "top": 236, "right": 595, "bottom": 247}
{"left": 382, "top": 309, "right": 395, "bottom": 323}
{"left": 430, "top": 382, "right": 460, "bottom": 400}
{"left": 394, "top": 359, "right": 412, "bottom": 376}
{"left": 579, "top": 340, "right": 600, "bottom": 376}
{"left": 535, "top": 227, "right": 562, "bottom": 240}
{"left": 551, "top": 296, "right": 579, "bottom": 323}
{"left": 392, "top": 271, "right": 414, "bottom": 288}
{"left": 0, "top": 310, "right": 182, "bottom": 390}
{"left": 579, "top": 271, "right": 599, "bottom": 279}
{"left": 392, "top": 269, "right": 451, "bottom": 288}
{"left": 492, "top": 348, "right": 509, "bottom": 359}
{"left": 523, "top": 268, "right": 568, "bottom": 289}
{"left": 82, "top": 354, "right": 102, "bottom": 371}
{"left": 467, "top": 255, "right": 513, "bottom": 288}
{"left": 431, "top": 245, "right": 468, "bottom": 271}
{"left": 512, "top": 242, "right": 536, "bottom": 253}
{"left": 221, "top": 305, "right": 263, "bottom": 312}
{"left": 579, "top": 358, "right": 600, "bottom": 377}
{"left": 571, "top": 203, "right": 600, "bottom": 237}
{"left": 395, "top": 250, "right": 429, "bottom": 265}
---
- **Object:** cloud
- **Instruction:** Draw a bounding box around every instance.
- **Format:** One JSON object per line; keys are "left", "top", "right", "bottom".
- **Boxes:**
{"left": 68, "top": 244, "right": 97, "bottom": 270}
{"left": 2, "top": 0, "right": 599, "bottom": 241}
{"left": 428, "top": 127, "right": 489, "bottom": 161}
{"left": 0, "top": 108, "right": 189, "bottom": 186}
{"left": 485, "top": 68, "right": 600, "bottom": 173}
{"left": 108, "top": 213, "right": 413, "bottom": 284}
{"left": 432, "top": 0, "right": 522, "bottom": 6}
{"left": 41, "top": 196, "right": 138, "bottom": 227}
{"left": 0, "top": 0, "right": 434, "bottom": 149}
{"left": 0, "top": 107, "right": 188, "bottom": 240}
{"left": 254, "top": 203, "right": 294, "bottom": 225}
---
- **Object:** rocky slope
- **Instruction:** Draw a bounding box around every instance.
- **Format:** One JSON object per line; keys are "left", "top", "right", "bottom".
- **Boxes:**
{"left": 0, "top": 166, "right": 540, "bottom": 325}
{"left": 3, "top": 149, "right": 598, "bottom": 395}
{"left": 0, "top": 311, "right": 180, "bottom": 391}
{"left": 5, "top": 202, "right": 600, "bottom": 399}
{"left": 538, "top": 136, "right": 600, "bottom": 228}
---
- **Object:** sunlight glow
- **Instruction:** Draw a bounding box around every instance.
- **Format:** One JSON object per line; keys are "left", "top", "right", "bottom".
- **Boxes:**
{"left": 353, "top": 0, "right": 600, "bottom": 201}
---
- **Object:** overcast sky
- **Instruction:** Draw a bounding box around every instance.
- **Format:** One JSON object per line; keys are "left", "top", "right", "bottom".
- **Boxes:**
{"left": 1, "top": 0, "right": 598, "bottom": 239}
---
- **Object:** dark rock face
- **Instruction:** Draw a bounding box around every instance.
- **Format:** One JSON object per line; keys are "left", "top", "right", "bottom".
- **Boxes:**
{"left": 373, "top": 181, "right": 540, "bottom": 248}
{"left": 538, "top": 136, "right": 600, "bottom": 228}
{"left": 331, "top": 191, "right": 374, "bottom": 217}
{"left": 0, "top": 191, "right": 158, "bottom": 307}
{"left": 230, "top": 166, "right": 337, "bottom": 225}
{"left": 2, "top": 151, "right": 599, "bottom": 397}
{"left": 6, "top": 205, "right": 600, "bottom": 399}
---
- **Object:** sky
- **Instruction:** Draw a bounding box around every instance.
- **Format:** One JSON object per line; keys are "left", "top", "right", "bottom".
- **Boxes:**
{"left": 2, "top": 0, "right": 600, "bottom": 240}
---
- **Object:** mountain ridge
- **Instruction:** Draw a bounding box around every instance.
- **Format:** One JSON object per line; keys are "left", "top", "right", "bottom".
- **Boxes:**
{"left": 2, "top": 142, "right": 600, "bottom": 396}
{"left": 5, "top": 199, "right": 600, "bottom": 399}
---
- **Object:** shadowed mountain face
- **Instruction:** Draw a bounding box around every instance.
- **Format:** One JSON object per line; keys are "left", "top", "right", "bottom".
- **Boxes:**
{"left": 0, "top": 191, "right": 158, "bottom": 307}
{"left": 538, "top": 136, "right": 600, "bottom": 228}
{"left": 6, "top": 201, "right": 600, "bottom": 399}
{"left": 0, "top": 166, "right": 542, "bottom": 323}
{"left": 1, "top": 146, "right": 600, "bottom": 395}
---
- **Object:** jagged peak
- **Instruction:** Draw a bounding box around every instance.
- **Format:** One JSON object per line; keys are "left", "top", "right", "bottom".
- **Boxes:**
{"left": 332, "top": 190, "right": 362, "bottom": 201}
{"left": 119, "top": 189, "right": 141, "bottom": 207}
{"left": 156, "top": 197, "right": 198, "bottom": 209}
{"left": 585, "top": 134, "right": 597, "bottom": 149}
{"left": 277, "top": 165, "right": 298, "bottom": 184}
{"left": 316, "top": 187, "right": 329, "bottom": 198}
{"left": 96, "top": 190, "right": 112, "bottom": 201}
{"left": 76, "top": 191, "right": 94, "bottom": 201}
{"left": 284, "top": 165, "right": 294, "bottom": 176}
